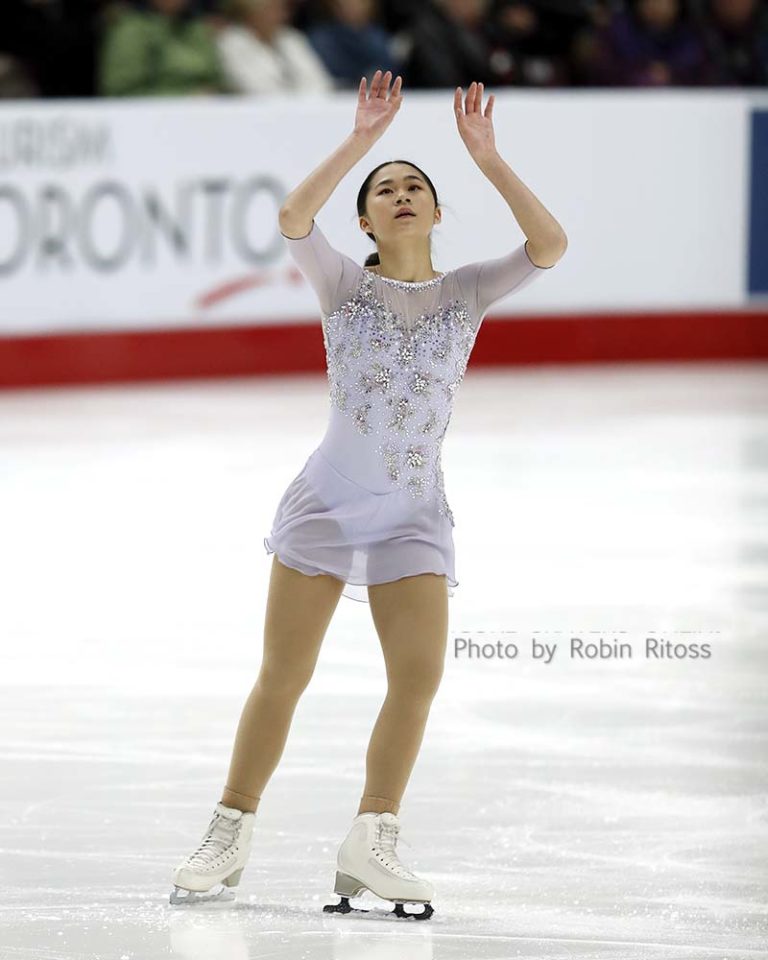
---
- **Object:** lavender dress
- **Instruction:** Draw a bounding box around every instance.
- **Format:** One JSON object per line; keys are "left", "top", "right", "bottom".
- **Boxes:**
{"left": 264, "top": 219, "right": 554, "bottom": 602}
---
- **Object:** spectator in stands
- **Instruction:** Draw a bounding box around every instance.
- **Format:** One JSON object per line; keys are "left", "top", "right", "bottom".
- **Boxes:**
{"left": 487, "top": 0, "right": 573, "bottom": 86}
{"left": 373, "top": 0, "right": 418, "bottom": 34}
{"left": 0, "top": 54, "right": 38, "bottom": 98}
{"left": 99, "top": 0, "right": 226, "bottom": 96}
{"left": 217, "top": 0, "right": 334, "bottom": 94}
{"left": 291, "top": 0, "right": 322, "bottom": 31}
{"left": 569, "top": 0, "right": 620, "bottom": 86}
{"left": 587, "top": 0, "right": 710, "bottom": 86}
{"left": 306, "top": 0, "right": 401, "bottom": 89}
{"left": 402, "top": 0, "right": 495, "bottom": 88}
{"left": 1, "top": 0, "right": 103, "bottom": 97}
{"left": 696, "top": 0, "right": 768, "bottom": 86}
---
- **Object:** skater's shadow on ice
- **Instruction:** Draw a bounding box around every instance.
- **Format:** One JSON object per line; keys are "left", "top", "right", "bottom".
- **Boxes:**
{"left": 168, "top": 905, "right": 434, "bottom": 959}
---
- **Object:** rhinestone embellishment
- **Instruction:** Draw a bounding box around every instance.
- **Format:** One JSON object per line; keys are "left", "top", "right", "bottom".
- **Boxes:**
{"left": 322, "top": 270, "right": 478, "bottom": 525}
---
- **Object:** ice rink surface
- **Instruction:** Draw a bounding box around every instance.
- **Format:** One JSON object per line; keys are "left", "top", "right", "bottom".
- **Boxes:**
{"left": 1, "top": 362, "right": 766, "bottom": 959}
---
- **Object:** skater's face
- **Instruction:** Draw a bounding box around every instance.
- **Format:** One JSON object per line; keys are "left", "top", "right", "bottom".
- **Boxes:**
{"left": 359, "top": 164, "right": 441, "bottom": 246}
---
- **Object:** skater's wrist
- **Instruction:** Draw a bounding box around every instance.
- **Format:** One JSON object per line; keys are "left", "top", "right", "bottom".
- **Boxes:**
{"left": 349, "top": 128, "right": 380, "bottom": 152}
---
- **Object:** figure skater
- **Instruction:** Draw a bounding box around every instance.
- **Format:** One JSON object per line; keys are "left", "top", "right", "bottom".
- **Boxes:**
{"left": 170, "top": 69, "right": 567, "bottom": 918}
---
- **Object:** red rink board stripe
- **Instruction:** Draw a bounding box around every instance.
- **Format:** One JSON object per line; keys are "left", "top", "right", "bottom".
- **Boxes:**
{"left": 1, "top": 310, "right": 767, "bottom": 390}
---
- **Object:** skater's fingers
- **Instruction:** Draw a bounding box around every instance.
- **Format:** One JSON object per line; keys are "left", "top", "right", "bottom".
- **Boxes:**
{"left": 391, "top": 74, "right": 402, "bottom": 98}
{"left": 377, "top": 70, "right": 392, "bottom": 98}
{"left": 464, "top": 82, "right": 475, "bottom": 114}
{"left": 358, "top": 75, "right": 366, "bottom": 102}
{"left": 484, "top": 93, "right": 495, "bottom": 119}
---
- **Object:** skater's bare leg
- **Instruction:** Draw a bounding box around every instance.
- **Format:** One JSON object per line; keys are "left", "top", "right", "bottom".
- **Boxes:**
{"left": 358, "top": 573, "right": 448, "bottom": 816}
{"left": 220, "top": 555, "right": 346, "bottom": 812}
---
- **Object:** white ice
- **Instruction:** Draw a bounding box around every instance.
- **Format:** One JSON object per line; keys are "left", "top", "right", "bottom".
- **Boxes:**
{"left": 0, "top": 362, "right": 766, "bottom": 959}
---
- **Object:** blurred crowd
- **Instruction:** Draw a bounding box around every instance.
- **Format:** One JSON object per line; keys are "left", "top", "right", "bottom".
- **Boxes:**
{"left": 0, "top": 0, "right": 765, "bottom": 99}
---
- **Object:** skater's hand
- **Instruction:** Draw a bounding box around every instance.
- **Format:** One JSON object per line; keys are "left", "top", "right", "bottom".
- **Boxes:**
{"left": 354, "top": 70, "right": 403, "bottom": 143}
{"left": 454, "top": 82, "right": 497, "bottom": 164}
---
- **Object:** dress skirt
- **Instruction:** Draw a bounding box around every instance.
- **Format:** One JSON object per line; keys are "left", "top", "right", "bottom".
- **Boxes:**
{"left": 263, "top": 447, "right": 458, "bottom": 603}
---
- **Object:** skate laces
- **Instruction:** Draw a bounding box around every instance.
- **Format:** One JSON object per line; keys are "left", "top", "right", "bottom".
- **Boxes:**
{"left": 376, "top": 815, "right": 416, "bottom": 880}
{"left": 188, "top": 812, "right": 240, "bottom": 867}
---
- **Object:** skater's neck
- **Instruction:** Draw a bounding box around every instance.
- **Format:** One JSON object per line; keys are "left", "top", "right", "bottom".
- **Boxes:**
{"left": 366, "top": 241, "right": 439, "bottom": 284}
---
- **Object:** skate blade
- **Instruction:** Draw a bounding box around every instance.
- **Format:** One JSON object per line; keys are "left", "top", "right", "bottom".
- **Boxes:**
{"left": 323, "top": 895, "right": 433, "bottom": 921}
{"left": 169, "top": 884, "right": 237, "bottom": 906}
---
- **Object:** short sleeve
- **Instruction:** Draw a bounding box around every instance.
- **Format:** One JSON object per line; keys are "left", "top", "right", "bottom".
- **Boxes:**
{"left": 454, "top": 240, "right": 556, "bottom": 327}
{"left": 282, "top": 219, "right": 363, "bottom": 317}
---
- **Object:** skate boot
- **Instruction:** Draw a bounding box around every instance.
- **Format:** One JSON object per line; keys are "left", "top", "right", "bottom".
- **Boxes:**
{"left": 323, "top": 811, "right": 434, "bottom": 920}
{"left": 170, "top": 802, "right": 255, "bottom": 905}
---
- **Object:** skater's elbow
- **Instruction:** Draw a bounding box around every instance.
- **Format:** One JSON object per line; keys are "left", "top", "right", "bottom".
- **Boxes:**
{"left": 279, "top": 206, "right": 315, "bottom": 241}
{"left": 525, "top": 232, "right": 568, "bottom": 269}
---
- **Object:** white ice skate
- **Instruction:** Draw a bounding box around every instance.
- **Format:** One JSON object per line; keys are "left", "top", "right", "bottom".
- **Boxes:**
{"left": 323, "top": 811, "right": 434, "bottom": 920}
{"left": 170, "top": 802, "right": 255, "bottom": 905}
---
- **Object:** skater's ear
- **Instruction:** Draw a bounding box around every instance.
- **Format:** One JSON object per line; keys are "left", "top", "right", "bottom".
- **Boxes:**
{"left": 358, "top": 217, "right": 376, "bottom": 241}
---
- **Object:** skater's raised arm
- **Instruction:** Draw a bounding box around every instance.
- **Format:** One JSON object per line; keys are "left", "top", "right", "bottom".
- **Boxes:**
{"left": 452, "top": 81, "right": 567, "bottom": 327}
{"left": 279, "top": 70, "right": 403, "bottom": 239}
{"left": 453, "top": 82, "right": 567, "bottom": 266}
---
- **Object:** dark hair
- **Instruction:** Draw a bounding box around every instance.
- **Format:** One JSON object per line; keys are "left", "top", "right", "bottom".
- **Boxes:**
{"left": 355, "top": 160, "right": 440, "bottom": 267}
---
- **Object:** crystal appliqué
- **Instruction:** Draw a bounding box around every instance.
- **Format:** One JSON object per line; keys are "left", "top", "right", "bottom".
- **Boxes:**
{"left": 322, "top": 270, "right": 478, "bottom": 526}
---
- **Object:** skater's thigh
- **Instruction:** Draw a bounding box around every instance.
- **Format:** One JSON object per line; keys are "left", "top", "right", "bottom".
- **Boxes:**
{"left": 367, "top": 573, "right": 448, "bottom": 699}
{"left": 259, "top": 555, "right": 346, "bottom": 694}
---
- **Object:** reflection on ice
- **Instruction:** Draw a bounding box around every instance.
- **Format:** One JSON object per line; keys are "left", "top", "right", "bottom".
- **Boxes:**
{"left": 1, "top": 366, "right": 766, "bottom": 959}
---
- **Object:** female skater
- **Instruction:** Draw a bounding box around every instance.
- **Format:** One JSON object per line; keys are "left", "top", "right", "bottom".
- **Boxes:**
{"left": 170, "top": 70, "right": 567, "bottom": 917}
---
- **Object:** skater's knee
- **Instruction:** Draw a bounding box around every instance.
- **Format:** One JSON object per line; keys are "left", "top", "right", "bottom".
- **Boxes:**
{"left": 386, "top": 656, "right": 444, "bottom": 705}
{"left": 256, "top": 662, "right": 315, "bottom": 701}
